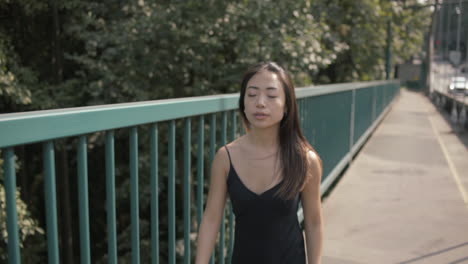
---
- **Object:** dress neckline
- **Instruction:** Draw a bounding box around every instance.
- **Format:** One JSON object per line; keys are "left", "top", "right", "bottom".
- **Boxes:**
{"left": 228, "top": 163, "right": 283, "bottom": 197}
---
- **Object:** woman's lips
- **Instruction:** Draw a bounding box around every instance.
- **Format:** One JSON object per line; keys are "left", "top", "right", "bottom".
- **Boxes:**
{"left": 253, "top": 113, "right": 268, "bottom": 120}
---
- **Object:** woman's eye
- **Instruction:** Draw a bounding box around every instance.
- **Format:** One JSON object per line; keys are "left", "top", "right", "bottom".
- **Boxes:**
{"left": 268, "top": 96, "right": 278, "bottom": 98}
{"left": 247, "top": 94, "right": 256, "bottom": 97}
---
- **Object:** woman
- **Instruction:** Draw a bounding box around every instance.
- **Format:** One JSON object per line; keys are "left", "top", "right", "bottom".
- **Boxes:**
{"left": 195, "top": 62, "right": 323, "bottom": 264}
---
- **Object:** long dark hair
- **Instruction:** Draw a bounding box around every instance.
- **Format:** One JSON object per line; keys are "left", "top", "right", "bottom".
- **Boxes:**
{"left": 239, "top": 62, "right": 323, "bottom": 200}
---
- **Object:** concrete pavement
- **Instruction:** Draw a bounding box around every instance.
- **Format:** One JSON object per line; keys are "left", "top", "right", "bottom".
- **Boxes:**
{"left": 322, "top": 88, "right": 468, "bottom": 264}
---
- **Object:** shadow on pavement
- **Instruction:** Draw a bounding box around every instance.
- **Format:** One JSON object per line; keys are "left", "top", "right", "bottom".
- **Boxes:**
{"left": 397, "top": 241, "right": 468, "bottom": 264}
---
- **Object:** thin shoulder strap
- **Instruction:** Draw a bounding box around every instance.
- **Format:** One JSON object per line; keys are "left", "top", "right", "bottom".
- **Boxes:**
{"left": 224, "top": 146, "right": 232, "bottom": 164}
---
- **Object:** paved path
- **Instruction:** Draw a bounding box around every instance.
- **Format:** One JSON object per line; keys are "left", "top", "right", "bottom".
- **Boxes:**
{"left": 322, "top": 88, "right": 468, "bottom": 264}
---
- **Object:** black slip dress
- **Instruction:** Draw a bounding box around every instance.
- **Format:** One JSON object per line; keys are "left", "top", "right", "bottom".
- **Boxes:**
{"left": 225, "top": 146, "right": 306, "bottom": 264}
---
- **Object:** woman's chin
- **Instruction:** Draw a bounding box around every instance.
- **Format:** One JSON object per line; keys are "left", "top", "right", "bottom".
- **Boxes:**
{"left": 248, "top": 122, "right": 280, "bottom": 130}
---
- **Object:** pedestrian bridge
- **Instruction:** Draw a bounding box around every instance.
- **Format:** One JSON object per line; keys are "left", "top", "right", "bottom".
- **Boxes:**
{"left": 2, "top": 80, "right": 467, "bottom": 263}
{"left": 322, "top": 89, "right": 468, "bottom": 264}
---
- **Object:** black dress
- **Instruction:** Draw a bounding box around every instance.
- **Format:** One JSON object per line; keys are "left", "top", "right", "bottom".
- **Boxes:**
{"left": 225, "top": 146, "right": 306, "bottom": 264}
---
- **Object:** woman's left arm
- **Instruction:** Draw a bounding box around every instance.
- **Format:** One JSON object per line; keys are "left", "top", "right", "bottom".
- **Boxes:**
{"left": 301, "top": 150, "right": 323, "bottom": 264}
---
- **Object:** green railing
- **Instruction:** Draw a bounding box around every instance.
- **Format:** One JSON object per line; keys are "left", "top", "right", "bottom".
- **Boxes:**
{"left": 0, "top": 80, "right": 399, "bottom": 263}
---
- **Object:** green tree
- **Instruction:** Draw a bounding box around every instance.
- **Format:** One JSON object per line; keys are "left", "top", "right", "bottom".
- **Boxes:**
{"left": 316, "top": 0, "right": 431, "bottom": 83}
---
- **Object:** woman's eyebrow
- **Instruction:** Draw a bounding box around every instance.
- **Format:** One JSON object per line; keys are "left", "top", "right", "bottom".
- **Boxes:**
{"left": 247, "top": 86, "right": 278, "bottom": 90}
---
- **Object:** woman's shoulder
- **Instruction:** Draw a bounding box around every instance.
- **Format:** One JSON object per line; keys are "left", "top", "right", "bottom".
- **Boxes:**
{"left": 224, "top": 135, "right": 247, "bottom": 153}
{"left": 212, "top": 136, "right": 246, "bottom": 177}
{"left": 305, "top": 148, "right": 323, "bottom": 180}
{"left": 305, "top": 149, "right": 320, "bottom": 163}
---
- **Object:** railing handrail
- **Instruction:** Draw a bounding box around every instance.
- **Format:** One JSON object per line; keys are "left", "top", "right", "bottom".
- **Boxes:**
{"left": 0, "top": 79, "right": 399, "bottom": 148}
{"left": 296, "top": 80, "right": 399, "bottom": 97}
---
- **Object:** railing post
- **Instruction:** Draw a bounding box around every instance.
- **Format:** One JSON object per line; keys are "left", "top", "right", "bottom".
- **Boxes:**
{"left": 105, "top": 131, "right": 118, "bottom": 264}
{"left": 150, "top": 124, "right": 159, "bottom": 264}
{"left": 372, "top": 87, "right": 377, "bottom": 122}
{"left": 218, "top": 112, "right": 227, "bottom": 264}
{"left": 78, "top": 136, "right": 91, "bottom": 264}
{"left": 168, "top": 121, "right": 176, "bottom": 264}
{"left": 130, "top": 127, "right": 140, "bottom": 264}
{"left": 3, "top": 148, "right": 21, "bottom": 264}
{"left": 184, "top": 118, "right": 191, "bottom": 264}
{"left": 209, "top": 113, "right": 216, "bottom": 264}
{"left": 227, "top": 110, "right": 237, "bottom": 264}
{"left": 43, "top": 141, "right": 60, "bottom": 264}
{"left": 349, "top": 89, "right": 356, "bottom": 164}
{"left": 197, "top": 116, "right": 205, "bottom": 228}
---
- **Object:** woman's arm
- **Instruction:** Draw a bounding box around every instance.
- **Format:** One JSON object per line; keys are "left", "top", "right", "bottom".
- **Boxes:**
{"left": 195, "top": 148, "right": 229, "bottom": 264}
{"left": 301, "top": 150, "right": 324, "bottom": 264}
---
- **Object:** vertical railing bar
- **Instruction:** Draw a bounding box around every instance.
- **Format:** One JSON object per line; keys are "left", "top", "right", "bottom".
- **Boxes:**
{"left": 43, "top": 141, "right": 60, "bottom": 264}
{"left": 303, "top": 98, "right": 307, "bottom": 142}
{"left": 303, "top": 98, "right": 307, "bottom": 139}
{"left": 209, "top": 113, "right": 216, "bottom": 264}
{"left": 130, "top": 127, "right": 140, "bottom": 264}
{"left": 349, "top": 89, "right": 356, "bottom": 164}
{"left": 377, "top": 86, "right": 379, "bottom": 115}
{"left": 310, "top": 98, "right": 314, "bottom": 140}
{"left": 231, "top": 111, "right": 237, "bottom": 141}
{"left": 300, "top": 98, "right": 304, "bottom": 137}
{"left": 197, "top": 116, "right": 205, "bottom": 228}
{"left": 302, "top": 99, "right": 307, "bottom": 140}
{"left": 379, "top": 86, "right": 382, "bottom": 114}
{"left": 388, "top": 84, "right": 390, "bottom": 106}
{"left": 308, "top": 98, "right": 312, "bottom": 141}
{"left": 227, "top": 110, "right": 237, "bottom": 264}
{"left": 168, "top": 120, "right": 176, "bottom": 264}
{"left": 380, "top": 85, "right": 385, "bottom": 113}
{"left": 386, "top": 84, "right": 389, "bottom": 107}
{"left": 387, "top": 85, "right": 389, "bottom": 107}
{"left": 299, "top": 98, "right": 304, "bottom": 137}
{"left": 184, "top": 118, "right": 191, "bottom": 264}
{"left": 308, "top": 96, "right": 310, "bottom": 140}
{"left": 307, "top": 98, "right": 311, "bottom": 138}
{"left": 221, "top": 112, "right": 227, "bottom": 145}
{"left": 150, "top": 124, "right": 159, "bottom": 264}
{"left": 3, "top": 148, "right": 21, "bottom": 264}
{"left": 383, "top": 84, "right": 386, "bottom": 108}
{"left": 219, "top": 112, "right": 227, "bottom": 264}
{"left": 381, "top": 85, "right": 384, "bottom": 108}
{"left": 105, "top": 131, "right": 118, "bottom": 264}
{"left": 390, "top": 84, "right": 392, "bottom": 105}
{"left": 372, "top": 86, "right": 376, "bottom": 121}
{"left": 210, "top": 113, "right": 217, "bottom": 163}
{"left": 78, "top": 136, "right": 91, "bottom": 264}
{"left": 384, "top": 85, "right": 386, "bottom": 110}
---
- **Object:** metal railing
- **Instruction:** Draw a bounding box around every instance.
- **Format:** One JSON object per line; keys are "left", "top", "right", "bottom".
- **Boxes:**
{"left": 0, "top": 80, "right": 399, "bottom": 263}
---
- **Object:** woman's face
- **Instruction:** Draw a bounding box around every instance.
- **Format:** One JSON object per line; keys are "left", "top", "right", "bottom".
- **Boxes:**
{"left": 243, "top": 70, "right": 286, "bottom": 130}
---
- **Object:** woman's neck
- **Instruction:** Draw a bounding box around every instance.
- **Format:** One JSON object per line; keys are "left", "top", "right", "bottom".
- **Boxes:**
{"left": 245, "top": 125, "right": 280, "bottom": 151}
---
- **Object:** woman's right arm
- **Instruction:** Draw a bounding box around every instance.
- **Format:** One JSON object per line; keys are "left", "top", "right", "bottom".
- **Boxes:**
{"left": 195, "top": 148, "right": 229, "bottom": 264}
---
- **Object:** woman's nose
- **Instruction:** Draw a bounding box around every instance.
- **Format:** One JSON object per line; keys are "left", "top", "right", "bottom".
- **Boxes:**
{"left": 256, "top": 95, "right": 266, "bottom": 107}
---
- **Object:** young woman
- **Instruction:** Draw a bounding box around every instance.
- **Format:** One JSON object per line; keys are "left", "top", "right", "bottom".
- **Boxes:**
{"left": 195, "top": 62, "right": 323, "bottom": 264}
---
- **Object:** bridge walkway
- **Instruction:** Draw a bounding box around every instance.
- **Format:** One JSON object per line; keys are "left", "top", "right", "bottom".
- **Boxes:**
{"left": 322, "top": 89, "right": 468, "bottom": 264}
